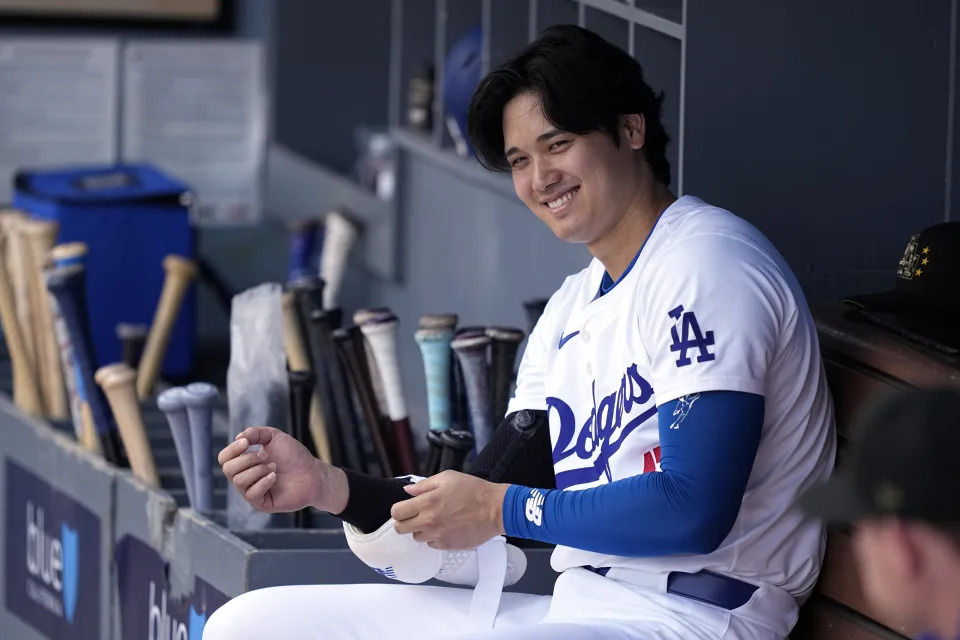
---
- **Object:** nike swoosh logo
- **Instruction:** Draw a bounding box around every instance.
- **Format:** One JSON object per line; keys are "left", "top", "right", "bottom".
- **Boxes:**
{"left": 558, "top": 330, "right": 580, "bottom": 350}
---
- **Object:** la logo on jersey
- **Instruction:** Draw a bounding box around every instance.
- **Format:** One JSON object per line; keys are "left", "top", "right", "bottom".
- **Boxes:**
{"left": 668, "top": 305, "right": 715, "bottom": 367}
{"left": 525, "top": 489, "right": 545, "bottom": 526}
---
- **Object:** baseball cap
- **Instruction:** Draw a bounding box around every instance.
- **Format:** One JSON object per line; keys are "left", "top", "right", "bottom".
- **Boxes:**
{"left": 800, "top": 387, "right": 960, "bottom": 526}
{"left": 843, "top": 222, "right": 960, "bottom": 354}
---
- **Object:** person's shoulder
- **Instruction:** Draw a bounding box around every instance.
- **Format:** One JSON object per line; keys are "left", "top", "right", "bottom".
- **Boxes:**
{"left": 651, "top": 195, "right": 786, "bottom": 273}
{"left": 540, "top": 258, "right": 603, "bottom": 318}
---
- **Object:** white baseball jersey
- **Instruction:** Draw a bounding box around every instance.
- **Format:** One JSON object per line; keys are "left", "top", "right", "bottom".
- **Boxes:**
{"left": 507, "top": 195, "right": 837, "bottom": 611}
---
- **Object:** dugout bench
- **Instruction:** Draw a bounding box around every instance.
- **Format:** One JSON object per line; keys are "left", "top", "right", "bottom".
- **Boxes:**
{"left": 791, "top": 302, "right": 960, "bottom": 640}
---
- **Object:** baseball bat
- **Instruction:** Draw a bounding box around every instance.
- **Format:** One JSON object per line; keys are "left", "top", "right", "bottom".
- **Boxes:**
{"left": 425, "top": 429, "right": 444, "bottom": 476}
{"left": 46, "top": 264, "right": 127, "bottom": 467}
{"left": 486, "top": 327, "right": 525, "bottom": 423}
{"left": 451, "top": 327, "right": 486, "bottom": 435}
{"left": 451, "top": 333, "right": 494, "bottom": 452}
{"left": 523, "top": 298, "right": 548, "bottom": 335}
{"left": 21, "top": 218, "right": 68, "bottom": 419}
{"left": 0, "top": 211, "right": 38, "bottom": 385}
{"left": 418, "top": 313, "right": 459, "bottom": 331}
{"left": 157, "top": 387, "right": 196, "bottom": 507}
{"left": 0, "top": 236, "right": 42, "bottom": 416}
{"left": 359, "top": 316, "right": 419, "bottom": 475}
{"left": 49, "top": 242, "right": 92, "bottom": 448}
{"left": 281, "top": 290, "right": 332, "bottom": 463}
{"left": 297, "top": 289, "right": 346, "bottom": 468}
{"left": 439, "top": 429, "right": 475, "bottom": 473}
{"left": 288, "top": 370, "right": 315, "bottom": 528}
{"left": 414, "top": 326, "right": 455, "bottom": 434}
{"left": 96, "top": 364, "right": 159, "bottom": 487}
{"left": 137, "top": 255, "right": 198, "bottom": 399}
{"left": 287, "top": 220, "right": 319, "bottom": 281}
{"left": 333, "top": 326, "right": 394, "bottom": 477}
{"left": 116, "top": 323, "right": 148, "bottom": 369}
{"left": 352, "top": 307, "right": 391, "bottom": 417}
{"left": 319, "top": 210, "right": 359, "bottom": 310}
{"left": 183, "top": 382, "right": 217, "bottom": 513}
{"left": 311, "top": 308, "right": 368, "bottom": 473}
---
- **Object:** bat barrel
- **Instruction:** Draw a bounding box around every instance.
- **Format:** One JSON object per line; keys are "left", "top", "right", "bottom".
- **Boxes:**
{"left": 157, "top": 387, "right": 196, "bottom": 508}
{"left": 522, "top": 298, "right": 548, "bottom": 335}
{"left": 116, "top": 323, "right": 149, "bottom": 369}
{"left": 439, "top": 429, "right": 475, "bottom": 472}
{"left": 49, "top": 242, "right": 88, "bottom": 439}
{"left": 451, "top": 333, "right": 494, "bottom": 452}
{"left": 485, "top": 327, "right": 525, "bottom": 425}
{"left": 46, "top": 264, "right": 127, "bottom": 467}
{"left": 182, "top": 382, "right": 218, "bottom": 513}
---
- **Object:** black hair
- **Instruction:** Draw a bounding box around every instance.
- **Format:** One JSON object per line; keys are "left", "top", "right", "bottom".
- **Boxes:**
{"left": 466, "top": 24, "right": 671, "bottom": 186}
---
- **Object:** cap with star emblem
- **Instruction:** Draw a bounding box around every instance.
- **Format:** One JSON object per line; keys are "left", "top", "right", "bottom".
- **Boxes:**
{"left": 799, "top": 387, "right": 960, "bottom": 527}
{"left": 843, "top": 222, "right": 960, "bottom": 354}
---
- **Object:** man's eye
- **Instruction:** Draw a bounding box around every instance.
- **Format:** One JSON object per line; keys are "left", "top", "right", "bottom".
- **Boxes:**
{"left": 550, "top": 140, "right": 570, "bottom": 151}
{"left": 510, "top": 157, "right": 527, "bottom": 168}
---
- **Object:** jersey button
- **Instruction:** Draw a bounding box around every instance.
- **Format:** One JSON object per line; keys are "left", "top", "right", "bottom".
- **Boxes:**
{"left": 582, "top": 331, "right": 591, "bottom": 343}
{"left": 586, "top": 362, "right": 593, "bottom": 376}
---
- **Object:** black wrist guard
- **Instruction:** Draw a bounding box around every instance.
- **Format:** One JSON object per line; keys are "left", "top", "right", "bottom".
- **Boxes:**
{"left": 333, "top": 468, "right": 414, "bottom": 534}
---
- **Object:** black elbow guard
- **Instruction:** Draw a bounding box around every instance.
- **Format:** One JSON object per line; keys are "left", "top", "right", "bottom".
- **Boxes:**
{"left": 471, "top": 409, "right": 555, "bottom": 489}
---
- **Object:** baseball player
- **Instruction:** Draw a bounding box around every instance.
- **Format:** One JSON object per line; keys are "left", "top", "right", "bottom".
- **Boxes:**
{"left": 800, "top": 388, "right": 960, "bottom": 640}
{"left": 205, "top": 25, "right": 836, "bottom": 640}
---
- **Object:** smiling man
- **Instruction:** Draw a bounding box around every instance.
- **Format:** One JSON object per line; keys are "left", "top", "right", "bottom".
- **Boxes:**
{"left": 204, "top": 25, "right": 837, "bottom": 640}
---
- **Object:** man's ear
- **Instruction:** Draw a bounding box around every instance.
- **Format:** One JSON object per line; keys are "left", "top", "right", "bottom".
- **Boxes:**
{"left": 622, "top": 114, "right": 646, "bottom": 150}
{"left": 894, "top": 519, "right": 924, "bottom": 580}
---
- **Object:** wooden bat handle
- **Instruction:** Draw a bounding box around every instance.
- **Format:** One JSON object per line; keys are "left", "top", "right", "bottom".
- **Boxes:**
{"left": 282, "top": 291, "right": 312, "bottom": 372}
{"left": 22, "top": 219, "right": 68, "bottom": 419}
{"left": 97, "top": 364, "right": 159, "bottom": 487}
{"left": 137, "top": 255, "right": 198, "bottom": 399}
{"left": 0, "top": 212, "right": 37, "bottom": 382}
{"left": 281, "top": 290, "right": 332, "bottom": 464}
{"left": 0, "top": 237, "right": 42, "bottom": 415}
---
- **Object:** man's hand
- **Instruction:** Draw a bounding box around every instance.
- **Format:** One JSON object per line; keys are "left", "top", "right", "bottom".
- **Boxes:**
{"left": 217, "top": 426, "right": 349, "bottom": 515}
{"left": 391, "top": 471, "right": 509, "bottom": 550}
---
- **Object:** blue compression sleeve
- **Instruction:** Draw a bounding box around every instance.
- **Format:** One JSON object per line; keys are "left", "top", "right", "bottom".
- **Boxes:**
{"left": 502, "top": 390, "right": 764, "bottom": 556}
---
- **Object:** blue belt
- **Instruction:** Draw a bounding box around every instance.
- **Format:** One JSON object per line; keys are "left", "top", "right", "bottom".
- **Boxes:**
{"left": 583, "top": 566, "right": 758, "bottom": 611}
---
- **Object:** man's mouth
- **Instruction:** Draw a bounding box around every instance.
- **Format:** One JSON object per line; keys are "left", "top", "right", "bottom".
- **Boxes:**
{"left": 544, "top": 186, "right": 580, "bottom": 211}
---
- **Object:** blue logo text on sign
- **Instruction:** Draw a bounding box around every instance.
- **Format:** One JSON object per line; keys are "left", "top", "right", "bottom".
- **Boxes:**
{"left": 4, "top": 460, "right": 101, "bottom": 639}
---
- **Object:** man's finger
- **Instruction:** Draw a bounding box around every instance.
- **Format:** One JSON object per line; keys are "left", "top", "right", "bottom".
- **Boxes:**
{"left": 233, "top": 462, "right": 276, "bottom": 493}
{"left": 390, "top": 495, "right": 424, "bottom": 523}
{"left": 221, "top": 450, "right": 263, "bottom": 480}
{"left": 235, "top": 426, "right": 278, "bottom": 446}
{"left": 403, "top": 477, "right": 439, "bottom": 497}
{"left": 245, "top": 470, "right": 277, "bottom": 506}
{"left": 217, "top": 436, "right": 250, "bottom": 466}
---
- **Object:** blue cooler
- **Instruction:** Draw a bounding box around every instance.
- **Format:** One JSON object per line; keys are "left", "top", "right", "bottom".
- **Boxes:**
{"left": 13, "top": 163, "right": 196, "bottom": 377}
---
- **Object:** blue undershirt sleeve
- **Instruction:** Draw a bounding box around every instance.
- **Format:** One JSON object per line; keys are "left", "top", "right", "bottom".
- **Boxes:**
{"left": 501, "top": 390, "right": 764, "bottom": 556}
